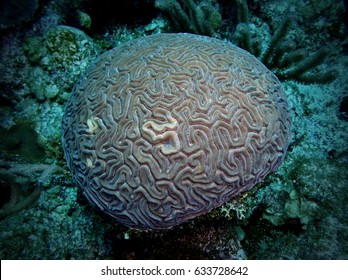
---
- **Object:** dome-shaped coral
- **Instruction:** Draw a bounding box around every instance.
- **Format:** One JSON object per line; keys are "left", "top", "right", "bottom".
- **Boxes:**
{"left": 62, "top": 33, "right": 292, "bottom": 230}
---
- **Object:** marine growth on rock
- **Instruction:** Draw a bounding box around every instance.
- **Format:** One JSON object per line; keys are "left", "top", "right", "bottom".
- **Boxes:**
{"left": 61, "top": 33, "right": 292, "bottom": 230}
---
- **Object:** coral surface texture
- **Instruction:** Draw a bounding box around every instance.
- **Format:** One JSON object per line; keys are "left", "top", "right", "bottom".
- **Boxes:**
{"left": 62, "top": 33, "right": 292, "bottom": 230}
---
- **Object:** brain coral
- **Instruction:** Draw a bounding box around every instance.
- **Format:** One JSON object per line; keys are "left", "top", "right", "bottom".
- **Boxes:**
{"left": 62, "top": 33, "right": 292, "bottom": 230}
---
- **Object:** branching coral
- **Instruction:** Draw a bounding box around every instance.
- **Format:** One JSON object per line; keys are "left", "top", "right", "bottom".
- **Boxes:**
{"left": 155, "top": 0, "right": 222, "bottom": 36}
{"left": 220, "top": 201, "right": 247, "bottom": 220}
{"left": 156, "top": 0, "right": 338, "bottom": 84}
{"left": 0, "top": 161, "right": 64, "bottom": 219}
{"left": 233, "top": 1, "right": 338, "bottom": 84}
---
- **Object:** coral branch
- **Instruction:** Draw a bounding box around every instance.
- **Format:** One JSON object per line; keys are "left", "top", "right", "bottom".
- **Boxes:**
{"left": 233, "top": 2, "right": 338, "bottom": 84}
{"left": 261, "top": 17, "right": 293, "bottom": 65}
{"left": 155, "top": 0, "right": 221, "bottom": 36}
{"left": 0, "top": 161, "right": 64, "bottom": 219}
